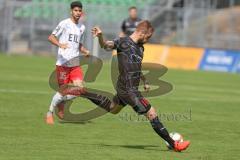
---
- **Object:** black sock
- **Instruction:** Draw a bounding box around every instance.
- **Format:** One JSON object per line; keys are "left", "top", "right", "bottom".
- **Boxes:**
{"left": 150, "top": 117, "right": 175, "bottom": 148}
{"left": 81, "top": 91, "right": 112, "bottom": 112}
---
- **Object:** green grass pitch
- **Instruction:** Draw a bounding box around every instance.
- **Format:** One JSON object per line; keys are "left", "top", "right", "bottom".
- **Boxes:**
{"left": 0, "top": 54, "right": 239, "bottom": 160}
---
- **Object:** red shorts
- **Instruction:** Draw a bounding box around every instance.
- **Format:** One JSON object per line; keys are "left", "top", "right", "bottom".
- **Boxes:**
{"left": 56, "top": 65, "right": 84, "bottom": 86}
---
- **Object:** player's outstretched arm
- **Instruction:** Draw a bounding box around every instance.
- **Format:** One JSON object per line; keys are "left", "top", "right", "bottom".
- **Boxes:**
{"left": 48, "top": 34, "right": 68, "bottom": 49}
{"left": 91, "top": 27, "right": 115, "bottom": 50}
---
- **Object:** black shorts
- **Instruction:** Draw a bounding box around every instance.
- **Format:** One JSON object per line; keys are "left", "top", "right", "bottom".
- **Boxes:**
{"left": 113, "top": 91, "right": 151, "bottom": 115}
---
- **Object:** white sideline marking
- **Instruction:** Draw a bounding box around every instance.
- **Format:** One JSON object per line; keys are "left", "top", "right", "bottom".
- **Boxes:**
{"left": 1, "top": 76, "right": 239, "bottom": 94}
{"left": 149, "top": 96, "right": 240, "bottom": 103}
{"left": 0, "top": 88, "right": 239, "bottom": 103}
{"left": 0, "top": 89, "right": 50, "bottom": 95}
{"left": 175, "top": 85, "right": 240, "bottom": 94}
{"left": 91, "top": 83, "right": 240, "bottom": 94}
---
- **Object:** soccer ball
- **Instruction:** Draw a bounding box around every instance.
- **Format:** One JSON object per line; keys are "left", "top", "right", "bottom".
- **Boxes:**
{"left": 165, "top": 132, "right": 183, "bottom": 148}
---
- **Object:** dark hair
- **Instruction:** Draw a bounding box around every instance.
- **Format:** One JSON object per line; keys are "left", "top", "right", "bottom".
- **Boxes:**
{"left": 136, "top": 20, "right": 154, "bottom": 34}
{"left": 71, "top": 1, "right": 83, "bottom": 9}
{"left": 128, "top": 6, "right": 137, "bottom": 11}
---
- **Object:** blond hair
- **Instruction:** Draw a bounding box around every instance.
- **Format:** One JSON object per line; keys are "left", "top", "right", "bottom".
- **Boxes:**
{"left": 136, "top": 20, "right": 154, "bottom": 34}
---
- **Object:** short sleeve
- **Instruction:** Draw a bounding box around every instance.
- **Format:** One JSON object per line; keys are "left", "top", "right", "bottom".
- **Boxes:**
{"left": 113, "top": 38, "right": 120, "bottom": 50}
{"left": 52, "top": 21, "right": 65, "bottom": 37}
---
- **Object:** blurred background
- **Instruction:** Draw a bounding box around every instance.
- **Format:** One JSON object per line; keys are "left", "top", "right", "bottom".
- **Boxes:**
{"left": 0, "top": 0, "right": 240, "bottom": 72}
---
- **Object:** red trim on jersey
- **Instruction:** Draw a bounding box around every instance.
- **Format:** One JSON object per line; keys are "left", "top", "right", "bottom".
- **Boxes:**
{"left": 140, "top": 98, "right": 150, "bottom": 108}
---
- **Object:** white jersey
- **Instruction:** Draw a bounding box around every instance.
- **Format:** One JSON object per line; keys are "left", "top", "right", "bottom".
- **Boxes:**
{"left": 52, "top": 18, "right": 85, "bottom": 67}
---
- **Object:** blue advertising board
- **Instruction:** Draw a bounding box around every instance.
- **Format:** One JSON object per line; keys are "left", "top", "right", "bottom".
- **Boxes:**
{"left": 199, "top": 49, "right": 240, "bottom": 73}
{"left": 233, "top": 56, "right": 240, "bottom": 73}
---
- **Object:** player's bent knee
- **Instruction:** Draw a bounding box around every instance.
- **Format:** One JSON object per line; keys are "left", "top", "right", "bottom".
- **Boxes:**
{"left": 110, "top": 104, "right": 123, "bottom": 115}
{"left": 146, "top": 107, "right": 157, "bottom": 120}
{"left": 60, "top": 83, "right": 86, "bottom": 96}
{"left": 133, "top": 103, "right": 151, "bottom": 115}
{"left": 110, "top": 110, "right": 120, "bottom": 115}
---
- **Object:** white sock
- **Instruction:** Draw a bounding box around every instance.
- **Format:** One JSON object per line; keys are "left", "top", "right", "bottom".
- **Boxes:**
{"left": 47, "top": 111, "right": 53, "bottom": 116}
{"left": 49, "top": 92, "right": 64, "bottom": 113}
{"left": 63, "top": 95, "right": 77, "bottom": 101}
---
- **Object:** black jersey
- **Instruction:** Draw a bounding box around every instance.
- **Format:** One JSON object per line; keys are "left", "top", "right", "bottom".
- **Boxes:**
{"left": 113, "top": 36, "right": 144, "bottom": 93}
{"left": 121, "top": 18, "right": 142, "bottom": 36}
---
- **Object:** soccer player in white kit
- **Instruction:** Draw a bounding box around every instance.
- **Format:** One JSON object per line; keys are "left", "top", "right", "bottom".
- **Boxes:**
{"left": 45, "top": 1, "right": 90, "bottom": 125}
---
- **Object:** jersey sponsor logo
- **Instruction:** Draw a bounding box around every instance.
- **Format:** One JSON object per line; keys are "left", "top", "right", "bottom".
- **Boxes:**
{"left": 68, "top": 34, "right": 80, "bottom": 43}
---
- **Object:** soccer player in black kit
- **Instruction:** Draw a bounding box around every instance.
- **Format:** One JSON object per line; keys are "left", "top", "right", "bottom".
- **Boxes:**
{"left": 90, "top": 20, "right": 190, "bottom": 152}
{"left": 120, "top": 6, "right": 142, "bottom": 37}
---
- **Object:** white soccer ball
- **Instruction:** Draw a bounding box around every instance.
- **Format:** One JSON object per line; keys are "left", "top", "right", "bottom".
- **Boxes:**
{"left": 165, "top": 132, "right": 183, "bottom": 148}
